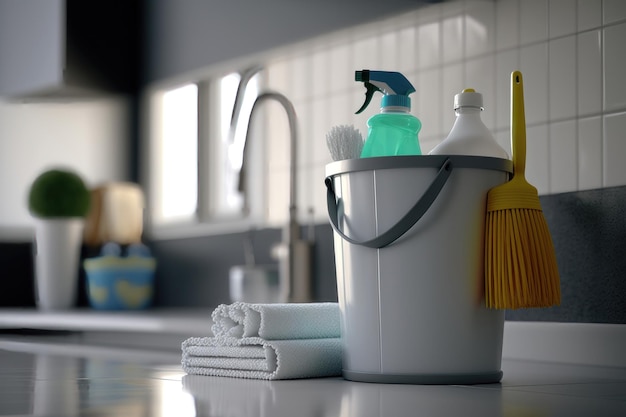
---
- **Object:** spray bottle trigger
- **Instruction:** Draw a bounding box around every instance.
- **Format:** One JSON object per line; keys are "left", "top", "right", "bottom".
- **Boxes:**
{"left": 356, "top": 82, "right": 381, "bottom": 114}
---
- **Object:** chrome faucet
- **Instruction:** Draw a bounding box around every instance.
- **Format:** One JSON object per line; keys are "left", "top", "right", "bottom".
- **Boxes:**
{"left": 230, "top": 68, "right": 313, "bottom": 303}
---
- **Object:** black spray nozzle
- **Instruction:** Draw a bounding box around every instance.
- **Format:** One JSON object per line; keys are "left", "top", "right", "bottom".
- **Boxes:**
{"left": 355, "top": 70, "right": 381, "bottom": 114}
{"left": 355, "top": 69, "right": 369, "bottom": 83}
{"left": 356, "top": 82, "right": 381, "bottom": 114}
{"left": 355, "top": 69, "right": 415, "bottom": 114}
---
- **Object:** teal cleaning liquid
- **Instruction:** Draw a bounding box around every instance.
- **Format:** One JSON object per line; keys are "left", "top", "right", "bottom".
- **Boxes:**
{"left": 354, "top": 70, "right": 422, "bottom": 158}
{"left": 361, "top": 110, "right": 422, "bottom": 157}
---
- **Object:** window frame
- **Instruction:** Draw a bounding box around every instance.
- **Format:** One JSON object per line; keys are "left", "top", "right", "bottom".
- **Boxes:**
{"left": 141, "top": 70, "right": 267, "bottom": 240}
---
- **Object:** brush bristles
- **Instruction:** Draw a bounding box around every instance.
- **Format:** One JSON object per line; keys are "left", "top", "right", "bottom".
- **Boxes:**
{"left": 485, "top": 208, "right": 561, "bottom": 309}
{"left": 326, "top": 125, "right": 364, "bottom": 161}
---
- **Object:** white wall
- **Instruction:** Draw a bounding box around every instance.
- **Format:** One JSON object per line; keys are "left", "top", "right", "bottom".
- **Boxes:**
{"left": 0, "top": 97, "right": 131, "bottom": 239}
{"left": 261, "top": 0, "right": 626, "bottom": 225}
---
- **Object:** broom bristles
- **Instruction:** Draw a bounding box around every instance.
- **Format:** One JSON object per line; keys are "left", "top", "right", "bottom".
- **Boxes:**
{"left": 485, "top": 208, "right": 561, "bottom": 309}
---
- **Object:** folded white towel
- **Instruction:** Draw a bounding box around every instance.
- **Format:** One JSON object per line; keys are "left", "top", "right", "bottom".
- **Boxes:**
{"left": 181, "top": 336, "right": 342, "bottom": 380}
{"left": 211, "top": 302, "right": 340, "bottom": 340}
{"left": 183, "top": 302, "right": 342, "bottom": 380}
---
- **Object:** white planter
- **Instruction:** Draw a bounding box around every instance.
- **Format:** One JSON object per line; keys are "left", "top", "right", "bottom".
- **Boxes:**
{"left": 33, "top": 218, "right": 85, "bottom": 310}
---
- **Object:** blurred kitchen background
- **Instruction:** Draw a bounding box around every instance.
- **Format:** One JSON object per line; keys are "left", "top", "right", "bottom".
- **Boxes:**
{"left": 0, "top": 0, "right": 624, "bottom": 323}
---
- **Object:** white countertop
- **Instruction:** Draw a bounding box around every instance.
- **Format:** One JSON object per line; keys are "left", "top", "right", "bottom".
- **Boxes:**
{"left": 0, "top": 307, "right": 212, "bottom": 335}
{"left": 1, "top": 308, "right": 625, "bottom": 368}
{"left": 0, "top": 337, "right": 625, "bottom": 417}
{"left": 0, "top": 307, "right": 214, "bottom": 352}
{"left": 1, "top": 309, "right": 626, "bottom": 416}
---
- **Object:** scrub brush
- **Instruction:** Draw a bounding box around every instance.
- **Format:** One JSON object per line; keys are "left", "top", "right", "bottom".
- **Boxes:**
{"left": 326, "top": 125, "right": 364, "bottom": 161}
{"left": 484, "top": 71, "right": 561, "bottom": 309}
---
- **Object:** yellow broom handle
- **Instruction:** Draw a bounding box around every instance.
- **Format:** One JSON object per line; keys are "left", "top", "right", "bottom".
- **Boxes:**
{"left": 511, "top": 71, "right": 526, "bottom": 178}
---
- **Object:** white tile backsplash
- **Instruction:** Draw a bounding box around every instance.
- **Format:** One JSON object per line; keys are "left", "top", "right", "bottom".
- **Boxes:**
{"left": 495, "top": 49, "right": 520, "bottom": 129}
{"left": 266, "top": 58, "right": 290, "bottom": 94}
{"left": 328, "top": 43, "right": 352, "bottom": 94}
{"left": 549, "top": 0, "right": 577, "bottom": 38}
{"left": 549, "top": 119, "right": 578, "bottom": 193}
{"left": 311, "top": 49, "right": 330, "bottom": 99}
{"left": 417, "top": 21, "right": 441, "bottom": 69}
{"left": 325, "top": 93, "right": 351, "bottom": 135}
{"left": 261, "top": 0, "right": 626, "bottom": 223}
{"left": 495, "top": 0, "right": 520, "bottom": 51}
{"left": 397, "top": 26, "right": 417, "bottom": 73}
{"left": 603, "top": 111, "right": 626, "bottom": 187}
{"left": 288, "top": 54, "right": 310, "bottom": 102}
{"left": 443, "top": 14, "right": 464, "bottom": 63}
{"left": 441, "top": 63, "right": 465, "bottom": 134}
{"left": 577, "top": 0, "right": 602, "bottom": 31}
{"left": 603, "top": 23, "right": 626, "bottom": 112}
{"left": 465, "top": 54, "right": 496, "bottom": 129}
{"left": 351, "top": 35, "right": 381, "bottom": 71}
{"left": 520, "top": 0, "right": 549, "bottom": 45}
{"left": 465, "top": 1, "right": 496, "bottom": 58}
{"left": 577, "top": 30, "right": 603, "bottom": 116}
{"left": 549, "top": 35, "right": 577, "bottom": 121}
{"left": 526, "top": 123, "right": 550, "bottom": 194}
{"left": 310, "top": 97, "right": 330, "bottom": 166}
{"left": 578, "top": 116, "right": 603, "bottom": 190}
{"left": 417, "top": 68, "right": 443, "bottom": 140}
{"left": 380, "top": 30, "right": 399, "bottom": 70}
{"left": 520, "top": 42, "right": 549, "bottom": 124}
{"left": 603, "top": 0, "right": 626, "bottom": 25}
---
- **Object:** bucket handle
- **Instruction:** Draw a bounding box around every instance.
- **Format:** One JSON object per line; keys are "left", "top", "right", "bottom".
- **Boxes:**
{"left": 325, "top": 158, "right": 452, "bottom": 249}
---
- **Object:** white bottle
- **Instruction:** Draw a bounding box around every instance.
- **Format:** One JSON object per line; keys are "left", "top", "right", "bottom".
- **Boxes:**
{"left": 429, "top": 88, "right": 509, "bottom": 158}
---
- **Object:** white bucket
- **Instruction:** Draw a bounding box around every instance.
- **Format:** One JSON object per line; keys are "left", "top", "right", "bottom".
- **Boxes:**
{"left": 325, "top": 155, "right": 512, "bottom": 384}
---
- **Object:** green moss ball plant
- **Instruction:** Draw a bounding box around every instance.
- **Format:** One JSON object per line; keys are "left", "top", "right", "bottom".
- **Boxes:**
{"left": 28, "top": 169, "right": 91, "bottom": 218}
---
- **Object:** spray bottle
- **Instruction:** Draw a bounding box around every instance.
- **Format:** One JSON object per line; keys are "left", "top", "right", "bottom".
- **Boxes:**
{"left": 429, "top": 88, "right": 508, "bottom": 158}
{"left": 355, "top": 70, "right": 422, "bottom": 158}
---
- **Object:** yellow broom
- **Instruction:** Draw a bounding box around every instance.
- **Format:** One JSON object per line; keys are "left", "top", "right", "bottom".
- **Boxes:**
{"left": 485, "top": 71, "right": 561, "bottom": 309}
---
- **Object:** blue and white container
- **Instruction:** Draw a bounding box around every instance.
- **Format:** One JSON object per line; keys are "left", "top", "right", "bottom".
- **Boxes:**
{"left": 83, "top": 244, "right": 156, "bottom": 310}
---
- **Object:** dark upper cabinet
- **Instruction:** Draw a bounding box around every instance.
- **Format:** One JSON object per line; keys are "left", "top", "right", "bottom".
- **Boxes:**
{"left": 0, "top": 0, "right": 141, "bottom": 99}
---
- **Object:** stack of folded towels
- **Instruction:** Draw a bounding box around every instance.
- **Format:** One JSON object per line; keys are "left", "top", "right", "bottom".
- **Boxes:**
{"left": 181, "top": 302, "right": 342, "bottom": 380}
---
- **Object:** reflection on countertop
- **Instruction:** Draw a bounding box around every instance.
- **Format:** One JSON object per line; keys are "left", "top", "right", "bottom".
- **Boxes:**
{"left": 1, "top": 334, "right": 626, "bottom": 417}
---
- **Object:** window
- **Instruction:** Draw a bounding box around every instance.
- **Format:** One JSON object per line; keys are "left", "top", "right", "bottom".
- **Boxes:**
{"left": 146, "top": 70, "right": 264, "bottom": 238}
{"left": 156, "top": 84, "right": 198, "bottom": 223}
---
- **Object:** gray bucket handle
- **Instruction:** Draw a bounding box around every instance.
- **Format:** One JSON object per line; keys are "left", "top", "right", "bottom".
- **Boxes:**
{"left": 325, "top": 158, "right": 453, "bottom": 249}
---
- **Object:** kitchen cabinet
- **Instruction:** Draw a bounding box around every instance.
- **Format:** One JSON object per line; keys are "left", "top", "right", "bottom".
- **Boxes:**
{"left": 0, "top": 0, "right": 140, "bottom": 99}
